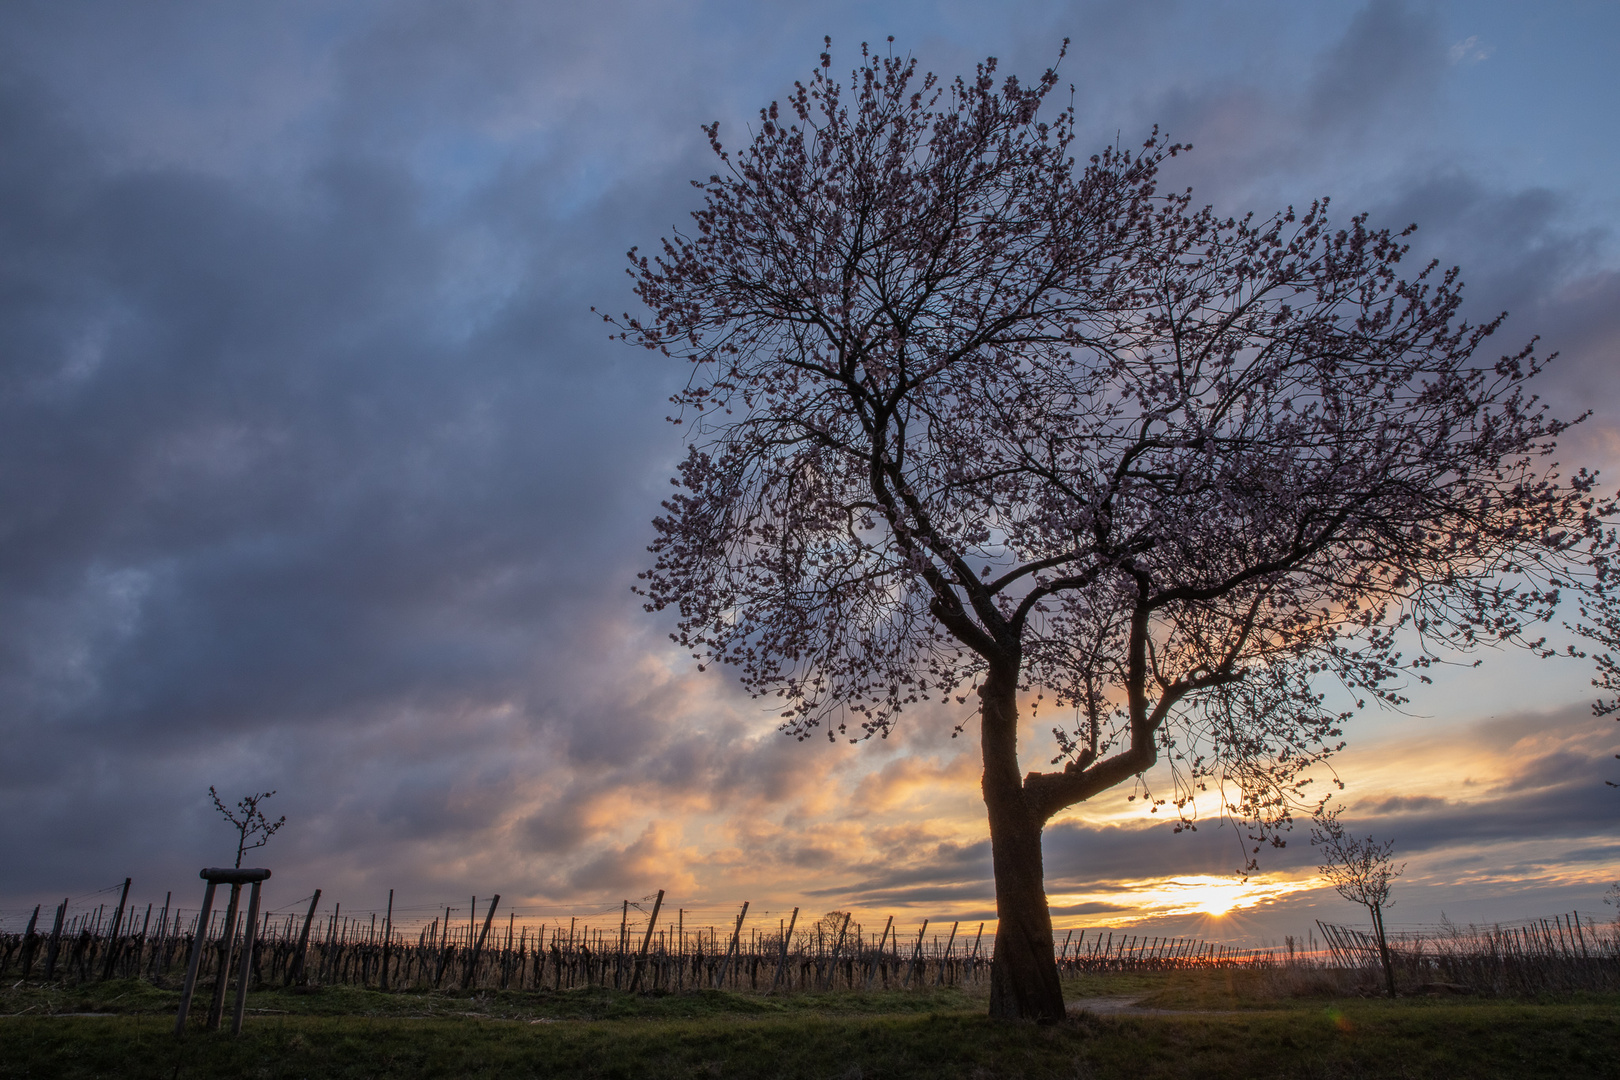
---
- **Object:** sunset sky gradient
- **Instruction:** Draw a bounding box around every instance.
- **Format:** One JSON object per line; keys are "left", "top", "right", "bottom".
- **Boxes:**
{"left": 2, "top": 0, "right": 1616, "bottom": 946}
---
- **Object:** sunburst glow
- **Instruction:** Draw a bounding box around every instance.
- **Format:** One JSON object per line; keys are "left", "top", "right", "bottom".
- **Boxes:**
{"left": 1052, "top": 874, "right": 1319, "bottom": 925}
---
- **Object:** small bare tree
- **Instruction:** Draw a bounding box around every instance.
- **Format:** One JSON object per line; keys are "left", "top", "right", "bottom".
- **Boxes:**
{"left": 1312, "top": 803, "right": 1402, "bottom": 997}
{"left": 209, "top": 787, "right": 285, "bottom": 869}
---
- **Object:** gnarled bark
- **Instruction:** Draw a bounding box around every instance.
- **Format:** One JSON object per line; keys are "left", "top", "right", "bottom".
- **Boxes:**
{"left": 981, "top": 671, "right": 1064, "bottom": 1022}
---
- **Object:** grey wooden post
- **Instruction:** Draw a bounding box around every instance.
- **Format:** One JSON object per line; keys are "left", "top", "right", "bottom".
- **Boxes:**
{"left": 174, "top": 881, "right": 218, "bottom": 1037}
{"left": 462, "top": 895, "right": 499, "bottom": 990}
{"left": 936, "top": 921, "right": 960, "bottom": 986}
{"left": 771, "top": 907, "right": 799, "bottom": 992}
{"left": 379, "top": 889, "right": 394, "bottom": 990}
{"left": 821, "top": 912, "right": 850, "bottom": 990}
{"left": 865, "top": 915, "right": 892, "bottom": 990}
{"left": 43, "top": 899, "right": 67, "bottom": 981}
{"left": 150, "top": 893, "right": 171, "bottom": 977}
{"left": 99, "top": 878, "right": 132, "bottom": 981}
{"left": 628, "top": 890, "right": 664, "bottom": 992}
{"left": 19, "top": 905, "right": 40, "bottom": 977}
{"left": 616, "top": 900, "right": 628, "bottom": 988}
{"left": 286, "top": 889, "right": 321, "bottom": 986}
{"left": 432, "top": 905, "right": 452, "bottom": 987}
{"left": 230, "top": 880, "right": 263, "bottom": 1035}
{"left": 715, "top": 901, "right": 748, "bottom": 989}
{"left": 834, "top": 913, "right": 852, "bottom": 989}
{"left": 134, "top": 902, "right": 153, "bottom": 979}
{"left": 206, "top": 883, "right": 243, "bottom": 1030}
{"left": 499, "top": 912, "right": 514, "bottom": 989}
{"left": 903, "top": 920, "right": 929, "bottom": 988}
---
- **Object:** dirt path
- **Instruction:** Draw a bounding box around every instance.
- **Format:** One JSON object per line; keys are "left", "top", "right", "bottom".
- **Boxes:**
{"left": 1067, "top": 995, "right": 1251, "bottom": 1017}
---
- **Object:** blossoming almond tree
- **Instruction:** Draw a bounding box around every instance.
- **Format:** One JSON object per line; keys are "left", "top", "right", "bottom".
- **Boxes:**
{"left": 1312, "top": 803, "right": 1402, "bottom": 997}
{"left": 615, "top": 41, "right": 1615, "bottom": 1021}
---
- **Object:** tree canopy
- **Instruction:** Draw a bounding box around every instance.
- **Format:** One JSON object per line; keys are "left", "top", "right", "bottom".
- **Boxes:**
{"left": 617, "top": 40, "right": 1616, "bottom": 1020}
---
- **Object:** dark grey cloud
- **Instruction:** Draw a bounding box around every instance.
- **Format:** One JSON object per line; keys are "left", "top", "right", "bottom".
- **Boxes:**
{"left": 1372, "top": 174, "right": 1609, "bottom": 319}
{"left": 1363, "top": 173, "right": 1620, "bottom": 458}
{"left": 1306, "top": 0, "right": 1443, "bottom": 131}
{"left": 1091, "top": 8, "right": 1446, "bottom": 229}
{"left": 1343, "top": 709, "right": 1618, "bottom": 856}
{"left": 0, "top": 2, "right": 726, "bottom": 908}
{"left": 805, "top": 837, "right": 992, "bottom": 904}
{"left": 1044, "top": 818, "right": 1279, "bottom": 885}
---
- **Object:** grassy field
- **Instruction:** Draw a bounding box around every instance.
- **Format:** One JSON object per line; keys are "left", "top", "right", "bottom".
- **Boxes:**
{"left": 2, "top": 974, "right": 1617, "bottom": 1079}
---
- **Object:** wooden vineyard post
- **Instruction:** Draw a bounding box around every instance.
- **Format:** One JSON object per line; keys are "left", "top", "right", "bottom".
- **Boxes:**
{"left": 771, "top": 909, "right": 796, "bottom": 992}
{"left": 433, "top": 905, "right": 453, "bottom": 988}
{"left": 379, "top": 889, "right": 394, "bottom": 990}
{"left": 42, "top": 899, "right": 67, "bottom": 981}
{"left": 617, "top": 900, "right": 628, "bottom": 988}
{"left": 500, "top": 912, "right": 515, "bottom": 989}
{"left": 543, "top": 922, "right": 552, "bottom": 990}
{"left": 715, "top": 902, "right": 749, "bottom": 989}
{"left": 100, "top": 878, "right": 132, "bottom": 981}
{"left": 286, "top": 890, "right": 321, "bottom": 986}
{"left": 133, "top": 902, "right": 153, "bottom": 980}
{"left": 560, "top": 918, "right": 573, "bottom": 990}
{"left": 835, "top": 913, "right": 851, "bottom": 989}
{"left": 968, "top": 922, "right": 984, "bottom": 982}
{"left": 462, "top": 895, "right": 499, "bottom": 990}
{"left": 936, "top": 921, "right": 959, "bottom": 986}
{"left": 536, "top": 924, "right": 544, "bottom": 990}
{"left": 628, "top": 890, "right": 665, "bottom": 992}
{"left": 152, "top": 895, "right": 173, "bottom": 977}
{"left": 18, "top": 905, "right": 40, "bottom": 978}
{"left": 206, "top": 883, "right": 244, "bottom": 1030}
{"left": 821, "top": 912, "right": 850, "bottom": 991}
{"left": 321, "top": 903, "right": 341, "bottom": 984}
{"left": 174, "top": 881, "right": 219, "bottom": 1036}
{"left": 229, "top": 877, "right": 265, "bottom": 1035}
{"left": 865, "top": 915, "right": 893, "bottom": 990}
{"left": 903, "top": 920, "right": 929, "bottom": 988}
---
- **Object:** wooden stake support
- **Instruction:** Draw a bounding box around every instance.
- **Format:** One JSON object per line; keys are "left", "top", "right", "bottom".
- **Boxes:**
{"left": 461, "top": 895, "right": 499, "bottom": 990}
{"left": 173, "top": 867, "right": 269, "bottom": 1038}
{"left": 771, "top": 907, "right": 799, "bottom": 992}
{"left": 230, "top": 877, "right": 264, "bottom": 1034}
{"left": 286, "top": 889, "right": 321, "bottom": 986}
{"left": 715, "top": 901, "right": 748, "bottom": 989}
{"left": 628, "top": 890, "right": 664, "bottom": 992}
{"left": 100, "top": 878, "right": 132, "bottom": 981}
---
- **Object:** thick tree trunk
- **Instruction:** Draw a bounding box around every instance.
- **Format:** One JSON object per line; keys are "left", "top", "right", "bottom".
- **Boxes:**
{"left": 981, "top": 671, "right": 1064, "bottom": 1022}
{"left": 1370, "top": 903, "right": 1397, "bottom": 999}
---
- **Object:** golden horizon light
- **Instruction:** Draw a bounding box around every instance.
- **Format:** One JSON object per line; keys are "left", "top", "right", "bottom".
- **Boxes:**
{"left": 1052, "top": 874, "right": 1322, "bottom": 926}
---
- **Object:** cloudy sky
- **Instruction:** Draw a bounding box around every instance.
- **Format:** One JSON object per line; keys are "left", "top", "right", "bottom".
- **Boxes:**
{"left": 3, "top": 0, "right": 1617, "bottom": 947}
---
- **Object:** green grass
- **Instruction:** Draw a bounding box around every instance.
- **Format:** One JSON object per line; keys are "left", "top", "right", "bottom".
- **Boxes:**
{"left": 0, "top": 978, "right": 981, "bottom": 1021}
{"left": 3, "top": 977, "right": 1616, "bottom": 1079}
